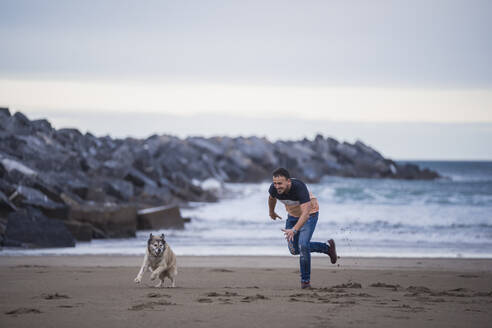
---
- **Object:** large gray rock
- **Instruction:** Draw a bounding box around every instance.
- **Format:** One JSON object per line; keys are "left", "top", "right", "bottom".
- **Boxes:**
{"left": 63, "top": 220, "right": 93, "bottom": 241}
{"left": 0, "top": 190, "right": 16, "bottom": 217}
{"left": 4, "top": 112, "right": 33, "bottom": 135}
{"left": 0, "top": 216, "right": 7, "bottom": 246}
{"left": 395, "top": 163, "right": 439, "bottom": 180}
{"left": 4, "top": 208, "right": 75, "bottom": 248}
{"left": 103, "top": 178, "right": 135, "bottom": 201}
{"left": 68, "top": 203, "right": 138, "bottom": 238}
{"left": 10, "top": 185, "right": 68, "bottom": 220}
{"left": 137, "top": 205, "right": 185, "bottom": 230}
{"left": 31, "top": 119, "right": 54, "bottom": 134}
{"left": 188, "top": 137, "right": 224, "bottom": 157}
{"left": 0, "top": 107, "right": 11, "bottom": 119}
{"left": 139, "top": 185, "right": 173, "bottom": 206}
{"left": 124, "top": 168, "right": 158, "bottom": 188}
{"left": 0, "top": 157, "right": 37, "bottom": 178}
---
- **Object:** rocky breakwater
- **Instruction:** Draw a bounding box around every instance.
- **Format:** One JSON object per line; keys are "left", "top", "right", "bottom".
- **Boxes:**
{"left": 0, "top": 108, "right": 213, "bottom": 248}
{"left": 0, "top": 108, "right": 438, "bottom": 249}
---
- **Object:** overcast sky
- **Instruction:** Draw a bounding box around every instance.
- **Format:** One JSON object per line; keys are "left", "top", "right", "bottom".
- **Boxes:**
{"left": 0, "top": 0, "right": 491, "bottom": 159}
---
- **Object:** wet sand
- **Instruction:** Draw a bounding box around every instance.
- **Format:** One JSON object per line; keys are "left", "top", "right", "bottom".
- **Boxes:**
{"left": 1, "top": 256, "right": 491, "bottom": 327}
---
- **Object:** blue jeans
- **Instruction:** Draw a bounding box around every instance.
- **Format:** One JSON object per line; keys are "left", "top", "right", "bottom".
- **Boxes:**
{"left": 286, "top": 212, "right": 329, "bottom": 283}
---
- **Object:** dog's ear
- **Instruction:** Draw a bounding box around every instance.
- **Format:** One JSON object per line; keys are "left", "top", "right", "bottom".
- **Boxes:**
{"left": 149, "top": 233, "right": 153, "bottom": 239}
{"left": 160, "top": 233, "right": 165, "bottom": 240}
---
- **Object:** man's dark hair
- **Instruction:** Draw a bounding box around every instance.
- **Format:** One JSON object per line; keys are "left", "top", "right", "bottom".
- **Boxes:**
{"left": 272, "top": 167, "right": 290, "bottom": 179}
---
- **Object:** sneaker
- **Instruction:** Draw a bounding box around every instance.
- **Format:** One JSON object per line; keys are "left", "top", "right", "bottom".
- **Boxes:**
{"left": 301, "top": 281, "right": 311, "bottom": 289}
{"left": 327, "top": 239, "right": 337, "bottom": 264}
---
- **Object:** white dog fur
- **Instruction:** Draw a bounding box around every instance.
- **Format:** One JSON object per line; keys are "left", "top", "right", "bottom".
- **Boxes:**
{"left": 134, "top": 233, "right": 177, "bottom": 288}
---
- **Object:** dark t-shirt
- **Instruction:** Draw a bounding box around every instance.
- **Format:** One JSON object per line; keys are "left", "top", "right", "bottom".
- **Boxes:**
{"left": 269, "top": 178, "right": 319, "bottom": 217}
{"left": 268, "top": 178, "right": 310, "bottom": 205}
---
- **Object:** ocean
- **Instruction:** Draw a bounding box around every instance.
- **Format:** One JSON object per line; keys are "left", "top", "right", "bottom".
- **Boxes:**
{"left": 2, "top": 161, "right": 492, "bottom": 258}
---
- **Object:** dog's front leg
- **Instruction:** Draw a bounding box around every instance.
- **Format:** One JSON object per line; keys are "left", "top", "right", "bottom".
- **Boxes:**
{"left": 134, "top": 255, "right": 149, "bottom": 283}
{"left": 150, "top": 265, "right": 167, "bottom": 281}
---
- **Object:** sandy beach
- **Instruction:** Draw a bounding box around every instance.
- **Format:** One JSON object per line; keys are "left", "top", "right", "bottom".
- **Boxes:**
{"left": 1, "top": 255, "right": 491, "bottom": 327}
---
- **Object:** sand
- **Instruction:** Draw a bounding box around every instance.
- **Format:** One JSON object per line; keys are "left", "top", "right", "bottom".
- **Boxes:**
{"left": 1, "top": 255, "right": 491, "bottom": 327}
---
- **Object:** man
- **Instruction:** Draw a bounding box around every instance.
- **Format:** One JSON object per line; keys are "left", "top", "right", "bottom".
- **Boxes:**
{"left": 268, "top": 167, "right": 337, "bottom": 289}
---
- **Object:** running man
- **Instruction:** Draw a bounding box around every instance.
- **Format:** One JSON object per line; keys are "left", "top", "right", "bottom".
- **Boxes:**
{"left": 268, "top": 167, "right": 337, "bottom": 289}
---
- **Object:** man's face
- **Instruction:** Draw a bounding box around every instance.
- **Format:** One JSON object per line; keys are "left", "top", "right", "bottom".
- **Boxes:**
{"left": 273, "top": 176, "right": 291, "bottom": 194}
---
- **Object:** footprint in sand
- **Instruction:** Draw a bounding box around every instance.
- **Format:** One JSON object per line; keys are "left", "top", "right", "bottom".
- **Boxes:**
{"left": 147, "top": 292, "right": 171, "bottom": 298}
{"left": 197, "top": 292, "right": 242, "bottom": 304}
{"left": 288, "top": 297, "right": 315, "bottom": 303}
{"left": 393, "top": 304, "right": 426, "bottom": 313}
{"left": 206, "top": 291, "right": 239, "bottom": 297}
{"left": 332, "top": 282, "right": 362, "bottom": 289}
{"left": 406, "top": 286, "right": 431, "bottom": 293}
{"left": 370, "top": 282, "right": 401, "bottom": 291}
{"left": 218, "top": 298, "right": 233, "bottom": 304}
{"left": 458, "top": 274, "right": 479, "bottom": 278}
{"left": 197, "top": 298, "right": 213, "bottom": 303}
{"left": 240, "top": 294, "right": 269, "bottom": 302}
{"left": 209, "top": 269, "right": 235, "bottom": 273}
{"left": 289, "top": 289, "right": 370, "bottom": 305}
{"left": 406, "top": 286, "right": 475, "bottom": 298}
{"left": 473, "top": 291, "right": 492, "bottom": 297}
{"left": 42, "top": 293, "right": 70, "bottom": 300}
{"left": 5, "top": 308, "right": 42, "bottom": 316}
{"left": 404, "top": 285, "right": 447, "bottom": 297}
{"left": 223, "top": 292, "right": 238, "bottom": 297}
{"left": 129, "top": 300, "right": 175, "bottom": 310}
{"left": 206, "top": 292, "right": 220, "bottom": 297}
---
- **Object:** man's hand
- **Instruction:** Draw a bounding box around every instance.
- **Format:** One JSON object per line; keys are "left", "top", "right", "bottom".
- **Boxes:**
{"left": 282, "top": 228, "right": 295, "bottom": 242}
{"left": 269, "top": 211, "right": 282, "bottom": 220}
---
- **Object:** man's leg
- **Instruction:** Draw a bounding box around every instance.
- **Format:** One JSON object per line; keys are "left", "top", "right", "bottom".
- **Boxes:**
{"left": 297, "top": 213, "right": 319, "bottom": 285}
{"left": 304, "top": 212, "right": 337, "bottom": 263}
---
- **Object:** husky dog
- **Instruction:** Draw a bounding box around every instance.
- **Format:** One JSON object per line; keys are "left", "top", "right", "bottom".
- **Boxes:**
{"left": 134, "top": 233, "right": 177, "bottom": 288}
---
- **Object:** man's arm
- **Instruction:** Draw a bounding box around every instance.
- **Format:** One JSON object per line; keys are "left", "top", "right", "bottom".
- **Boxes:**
{"left": 268, "top": 195, "right": 282, "bottom": 220}
{"left": 293, "top": 202, "right": 312, "bottom": 231}
{"left": 282, "top": 202, "right": 311, "bottom": 241}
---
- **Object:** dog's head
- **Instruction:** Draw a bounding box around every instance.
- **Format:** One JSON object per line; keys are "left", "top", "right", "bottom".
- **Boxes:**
{"left": 147, "top": 233, "right": 166, "bottom": 257}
